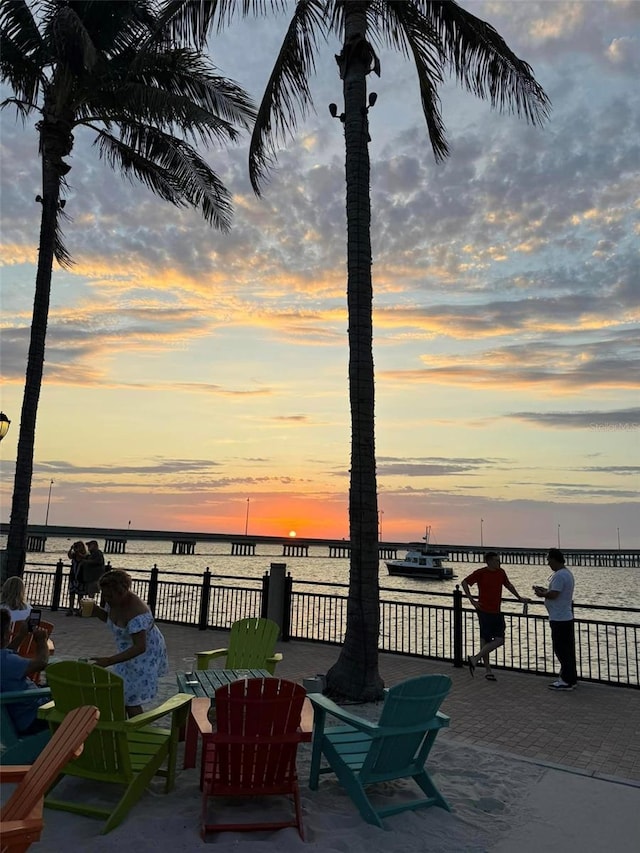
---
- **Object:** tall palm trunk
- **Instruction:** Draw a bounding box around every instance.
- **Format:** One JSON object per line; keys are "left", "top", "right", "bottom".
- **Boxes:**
{"left": 5, "top": 127, "right": 65, "bottom": 579}
{"left": 325, "top": 3, "right": 383, "bottom": 701}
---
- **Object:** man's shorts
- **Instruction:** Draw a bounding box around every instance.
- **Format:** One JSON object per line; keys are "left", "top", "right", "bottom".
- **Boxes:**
{"left": 478, "top": 611, "right": 505, "bottom": 642}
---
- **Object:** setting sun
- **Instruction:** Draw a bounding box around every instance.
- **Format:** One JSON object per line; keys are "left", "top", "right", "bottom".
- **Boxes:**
{"left": 288, "top": 530, "right": 297, "bottom": 537}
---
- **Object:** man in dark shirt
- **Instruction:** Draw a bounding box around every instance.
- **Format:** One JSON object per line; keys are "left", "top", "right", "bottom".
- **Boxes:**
{"left": 461, "top": 551, "right": 528, "bottom": 681}
{"left": 80, "top": 539, "right": 106, "bottom": 597}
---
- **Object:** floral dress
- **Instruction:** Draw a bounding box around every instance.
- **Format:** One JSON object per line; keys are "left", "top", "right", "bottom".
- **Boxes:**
{"left": 105, "top": 605, "right": 169, "bottom": 706}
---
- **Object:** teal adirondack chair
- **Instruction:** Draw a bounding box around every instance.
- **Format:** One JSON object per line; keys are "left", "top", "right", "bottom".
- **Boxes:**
{"left": 38, "top": 661, "right": 192, "bottom": 834}
{"left": 197, "top": 617, "right": 283, "bottom": 674}
{"left": 0, "top": 687, "right": 51, "bottom": 765}
{"left": 308, "top": 674, "right": 452, "bottom": 828}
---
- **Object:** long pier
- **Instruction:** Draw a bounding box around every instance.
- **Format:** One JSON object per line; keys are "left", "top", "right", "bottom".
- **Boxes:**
{"left": 2, "top": 523, "right": 639, "bottom": 568}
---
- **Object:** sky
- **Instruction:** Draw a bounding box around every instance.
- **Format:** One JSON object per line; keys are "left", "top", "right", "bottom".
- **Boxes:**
{"left": 0, "top": 1, "right": 638, "bottom": 550}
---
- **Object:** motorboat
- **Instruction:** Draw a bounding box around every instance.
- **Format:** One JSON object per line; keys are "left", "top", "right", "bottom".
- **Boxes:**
{"left": 385, "top": 527, "right": 455, "bottom": 580}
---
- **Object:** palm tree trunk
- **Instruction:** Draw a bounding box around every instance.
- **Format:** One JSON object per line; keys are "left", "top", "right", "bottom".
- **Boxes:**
{"left": 325, "top": 3, "right": 383, "bottom": 702}
{"left": 4, "top": 156, "right": 61, "bottom": 579}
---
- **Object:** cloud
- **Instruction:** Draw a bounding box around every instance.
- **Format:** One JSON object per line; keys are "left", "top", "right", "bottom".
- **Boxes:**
{"left": 505, "top": 408, "right": 640, "bottom": 429}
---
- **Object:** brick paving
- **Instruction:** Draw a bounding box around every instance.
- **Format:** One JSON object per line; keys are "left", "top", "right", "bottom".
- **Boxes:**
{"left": 42, "top": 608, "right": 640, "bottom": 785}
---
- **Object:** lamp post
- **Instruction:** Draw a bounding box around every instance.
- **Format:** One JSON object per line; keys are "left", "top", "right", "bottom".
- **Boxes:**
{"left": 0, "top": 412, "right": 10, "bottom": 442}
{"left": 617, "top": 527, "right": 621, "bottom": 551}
{"left": 378, "top": 509, "right": 384, "bottom": 540}
{"left": 45, "top": 479, "right": 54, "bottom": 527}
{"left": 480, "top": 518, "right": 484, "bottom": 548}
{"left": 244, "top": 498, "right": 250, "bottom": 536}
{"left": 557, "top": 524, "right": 561, "bottom": 548}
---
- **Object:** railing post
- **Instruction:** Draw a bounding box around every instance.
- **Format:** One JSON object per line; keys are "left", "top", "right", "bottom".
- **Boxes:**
{"left": 266, "top": 562, "right": 287, "bottom": 639}
{"left": 453, "top": 585, "right": 463, "bottom": 667}
{"left": 281, "top": 572, "right": 292, "bottom": 641}
{"left": 261, "top": 571, "right": 269, "bottom": 619}
{"left": 51, "top": 559, "right": 64, "bottom": 611}
{"left": 147, "top": 564, "right": 159, "bottom": 615}
{"left": 198, "top": 568, "right": 211, "bottom": 630}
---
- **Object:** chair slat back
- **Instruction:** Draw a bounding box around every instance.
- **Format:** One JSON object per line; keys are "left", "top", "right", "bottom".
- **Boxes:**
{"left": 1, "top": 705, "right": 99, "bottom": 823}
{"left": 362, "top": 675, "right": 451, "bottom": 778}
{"left": 212, "top": 677, "right": 305, "bottom": 790}
{"left": 225, "top": 618, "right": 280, "bottom": 670}
{"left": 44, "top": 662, "right": 131, "bottom": 778}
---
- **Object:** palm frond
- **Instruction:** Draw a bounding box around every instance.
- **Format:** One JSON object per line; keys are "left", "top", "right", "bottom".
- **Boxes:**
{"left": 249, "top": 0, "right": 329, "bottom": 195}
{"left": 157, "top": 0, "right": 289, "bottom": 48}
{"left": 417, "top": 0, "right": 550, "bottom": 125}
{"left": 96, "top": 47, "right": 256, "bottom": 133}
{"left": 0, "top": 0, "right": 45, "bottom": 103}
{"left": 383, "top": 1, "right": 449, "bottom": 161}
{"left": 95, "top": 127, "right": 233, "bottom": 231}
{"left": 54, "top": 203, "right": 73, "bottom": 269}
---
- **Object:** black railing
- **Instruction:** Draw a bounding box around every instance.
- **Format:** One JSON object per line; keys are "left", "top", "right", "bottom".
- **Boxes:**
{"left": 19, "top": 561, "right": 639, "bottom": 688}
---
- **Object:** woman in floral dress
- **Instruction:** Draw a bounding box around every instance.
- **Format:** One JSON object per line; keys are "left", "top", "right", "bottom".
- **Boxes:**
{"left": 84, "top": 569, "right": 169, "bottom": 717}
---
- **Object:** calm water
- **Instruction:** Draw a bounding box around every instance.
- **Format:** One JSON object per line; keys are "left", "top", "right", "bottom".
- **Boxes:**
{"left": 11, "top": 535, "right": 640, "bottom": 617}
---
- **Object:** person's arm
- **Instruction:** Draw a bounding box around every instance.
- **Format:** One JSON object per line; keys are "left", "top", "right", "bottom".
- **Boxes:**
{"left": 92, "top": 629, "right": 147, "bottom": 668}
{"left": 504, "top": 580, "right": 530, "bottom": 603}
{"left": 22, "top": 628, "right": 49, "bottom": 676}
{"left": 85, "top": 600, "right": 108, "bottom": 622}
{"left": 533, "top": 586, "right": 560, "bottom": 600}
{"left": 461, "top": 578, "right": 479, "bottom": 609}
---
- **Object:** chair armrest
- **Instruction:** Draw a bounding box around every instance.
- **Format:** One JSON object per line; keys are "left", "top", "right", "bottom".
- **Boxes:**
{"left": 196, "top": 649, "right": 227, "bottom": 670}
{"left": 307, "top": 692, "right": 378, "bottom": 735}
{"left": 0, "top": 766, "right": 30, "bottom": 783}
{"left": 0, "top": 687, "right": 51, "bottom": 704}
{"left": 125, "top": 693, "right": 192, "bottom": 729}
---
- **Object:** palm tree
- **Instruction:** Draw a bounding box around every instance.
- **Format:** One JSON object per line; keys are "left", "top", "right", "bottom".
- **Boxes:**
{"left": 0, "top": 0, "right": 256, "bottom": 579}
{"left": 148, "top": 0, "right": 550, "bottom": 701}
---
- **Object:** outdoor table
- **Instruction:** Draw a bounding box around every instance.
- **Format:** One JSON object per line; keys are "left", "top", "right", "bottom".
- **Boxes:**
{"left": 177, "top": 668, "right": 313, "bottom": 788}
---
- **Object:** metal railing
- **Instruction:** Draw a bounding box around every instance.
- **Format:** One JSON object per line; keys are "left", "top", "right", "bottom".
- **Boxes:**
{"left": 19, "top": 561, "right": 639, "bottom": 688}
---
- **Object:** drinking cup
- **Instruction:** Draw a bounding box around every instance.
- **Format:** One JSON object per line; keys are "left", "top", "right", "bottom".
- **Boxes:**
{"left": 80, "top": 598, "right": 94, "bottom": 618}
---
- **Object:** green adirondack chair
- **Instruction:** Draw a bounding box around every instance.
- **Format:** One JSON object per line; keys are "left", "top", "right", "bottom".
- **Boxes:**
{"left": 38, "top": 661, "right": 192, "bottom": 834}
{"left": 196, "top": 617, "right": 283, "bottom": 674}
{"left": 0, "top": 687, "right": 51, "bottom": 765}
{"left": 308, "top": 674, "right": 452, "bottom": 828}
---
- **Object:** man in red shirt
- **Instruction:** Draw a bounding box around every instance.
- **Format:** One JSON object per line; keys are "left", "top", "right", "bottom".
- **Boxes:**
{"left": 461, "top": 552, "right": 529, "bottom": 681}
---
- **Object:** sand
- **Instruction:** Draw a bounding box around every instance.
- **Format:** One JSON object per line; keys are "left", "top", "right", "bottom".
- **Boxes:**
{"left": 3, "top": 675, "right": 639, "bottom": 853}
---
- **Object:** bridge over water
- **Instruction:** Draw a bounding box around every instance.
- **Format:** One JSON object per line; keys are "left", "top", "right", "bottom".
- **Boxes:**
{"left": 2, "top": 524, "right": 638, "bottom": 568}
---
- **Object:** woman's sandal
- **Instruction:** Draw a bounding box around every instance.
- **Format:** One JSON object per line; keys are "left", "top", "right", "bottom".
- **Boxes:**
{"left": 485, "top": 673, "right": 497, "bottom": 681}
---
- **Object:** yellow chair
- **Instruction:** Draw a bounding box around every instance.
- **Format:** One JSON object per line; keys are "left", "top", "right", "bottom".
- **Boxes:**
{"left": 196, "top": 617, "right": 283, "bottom": 674}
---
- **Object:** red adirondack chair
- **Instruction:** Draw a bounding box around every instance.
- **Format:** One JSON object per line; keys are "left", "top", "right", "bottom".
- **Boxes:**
{"left": 201, "top": 677, "right": 306, "bottom": 840}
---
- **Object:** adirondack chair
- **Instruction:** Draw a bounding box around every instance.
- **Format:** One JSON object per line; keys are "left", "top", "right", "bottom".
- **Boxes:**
{"left": 0, "top": 687, "right": 51, "bottom": 766}
{"left": 196, "top": 617, "right": 283, "bottom": 674}
{"left": 0, "top": 704, "right": 99, "bottom": 853}
{"left": 201, "top": 677, "right": 306, "bottom": 839}
{"left": 38, "top": 661, "right": 192, "bottom": 834}
{"left": 9, "top": 621, "right": 55, "bottom": 685}
{"left": 308, "top": 674, "right": 452, "bottom": 828}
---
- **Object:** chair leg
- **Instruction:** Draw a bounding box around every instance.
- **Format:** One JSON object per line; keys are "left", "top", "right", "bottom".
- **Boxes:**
{"left": 414, "top": 770, "right": 451, "bottom": 812}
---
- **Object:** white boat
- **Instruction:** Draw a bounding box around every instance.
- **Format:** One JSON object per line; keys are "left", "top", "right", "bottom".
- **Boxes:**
{"left": 385, "top": 527, "right": 455, "bottom": 580}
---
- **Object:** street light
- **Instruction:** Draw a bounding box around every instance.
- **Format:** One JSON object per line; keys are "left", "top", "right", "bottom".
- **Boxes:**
{"left": 557, "top": 524, "right": 561, "bottom": 548}
{"left": 480, "top": 518, "right": 484, "bottom": 548}
{"left": 378, "top": 510, "right": 384, "bottom": 540}
{"left": 45, "top": 479, "right": 54, "bottom": 527}
{"left": 244, "top": 498, "right": 250, "bottom": 536}
{"left": 0, "top": 412, "right": 10, "bottom": 442}
{"left": 617, "top": 527, "right": 621, "bottom": 550}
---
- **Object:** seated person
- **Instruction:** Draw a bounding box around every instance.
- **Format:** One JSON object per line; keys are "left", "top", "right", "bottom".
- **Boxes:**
{"left": 0, "top": 576, "right": 32, "bottom": 625}
{"left": 0, "top": 607, "right": 50, "bottom": 734}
